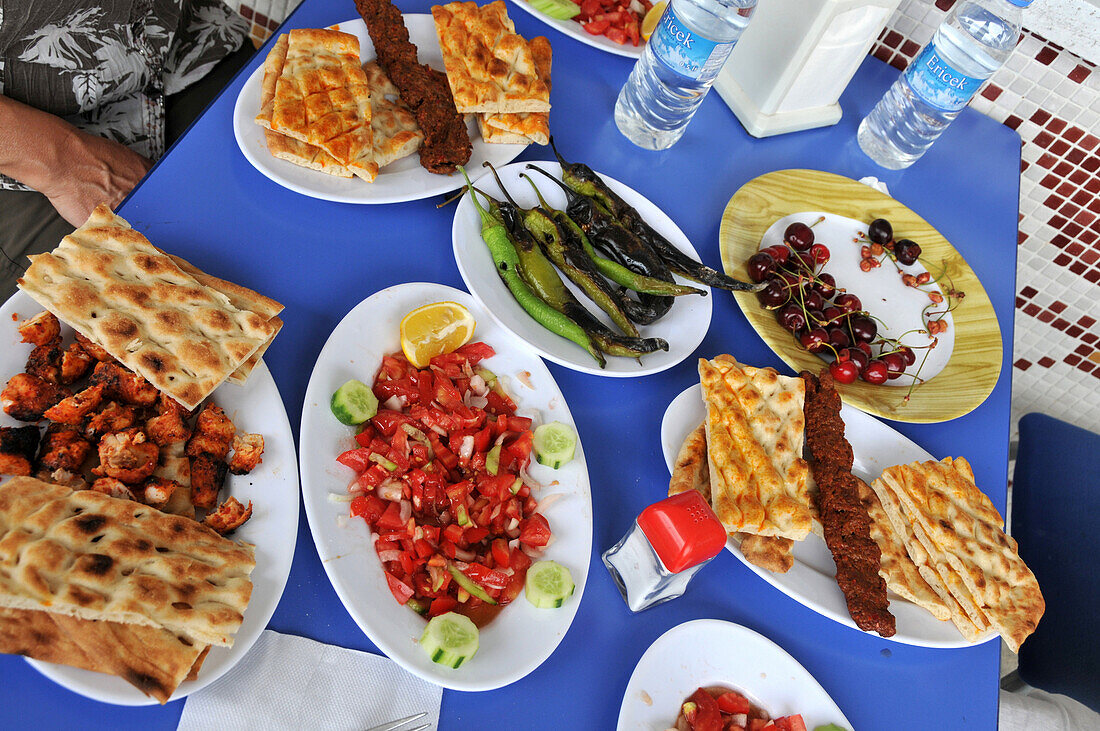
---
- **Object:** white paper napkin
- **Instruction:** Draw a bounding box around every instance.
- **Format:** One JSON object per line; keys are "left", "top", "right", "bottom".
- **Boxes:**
{"left": 179, "top": 630, "right": 442, "bottom": 731}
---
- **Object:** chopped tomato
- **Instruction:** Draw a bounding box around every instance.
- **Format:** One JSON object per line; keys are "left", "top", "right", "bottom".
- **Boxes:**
{"left": 687, "top": 688, "right": 724, "bottom": 731}
{"left": 350, "top": 494, "right": 386, "bottom": 525}
{"left": 519, "top": 513, "right": 551, "bottom": 547}
{"left": 376, "top": 501, "right": 405, "bottom": 531}
{"left": 717, "top": 692, "right": 751, "bottom": 715}
{"left": 385, "top": 573, "right": 414, "bottom": 605}
{"left": 774, "top": 716, "right": 807, "bottom": 731}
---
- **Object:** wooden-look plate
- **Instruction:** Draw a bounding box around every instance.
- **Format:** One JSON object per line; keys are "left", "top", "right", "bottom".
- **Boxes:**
{"left": 719, "top": 169, "right": 1002, "bottom": 423}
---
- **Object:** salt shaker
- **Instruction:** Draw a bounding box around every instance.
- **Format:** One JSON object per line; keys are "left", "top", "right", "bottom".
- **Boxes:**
{"left": 602, "top": 491, "right": 727, "bottom": 612}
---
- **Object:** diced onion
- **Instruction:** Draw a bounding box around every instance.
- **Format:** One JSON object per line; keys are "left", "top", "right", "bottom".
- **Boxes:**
{"left": 328, "top": 492, "right": 355, "bottom": 503}
{"left": 730, "top": 715, "right": 747, "bottom": 727}
{"left": 467, "top": 395, "right": 488, "bottom": 409}
{"left": 378, "top": 480, "right": 403, "bottom": 502}
{"left": 489, "top": 504, "right": 501, "bottom": 521}
{"left": 454, "top": 548, "right": 476, "bottom": 562}
{"left": 377, "top": 550, "right": 401, "bottom": 563}
{"left": 508, "top": 538, "right": 520, "bottom": 551}
{"left": 398, "top": 499, "right": 412, "bottom": 523}
{"left": 536, "top": 493, "right": 565, "bottom": 512}
{"left": 458, "top": 435, "right": 475, "bottom": 461}
{"left": 469, "top": 374, "right": 488, "bottom": 396}
{"left": 427, "top": 422, "right": 447, "bottom": 436}
{"left": 383, "top": 395, "right": 404, "bottom": 411}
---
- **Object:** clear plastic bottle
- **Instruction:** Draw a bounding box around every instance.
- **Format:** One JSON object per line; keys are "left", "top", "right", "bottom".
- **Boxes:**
{"left": 857, "top": 0, "right": 1031, "bottom": 169}
{"left": 614, "top": 0, "right": 758, "bottom": 150}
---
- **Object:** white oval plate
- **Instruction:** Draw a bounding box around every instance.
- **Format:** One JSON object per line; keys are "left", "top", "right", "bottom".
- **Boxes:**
{"left": 617, "top": 619, "right": 851, "bottom": 731}
{"left": 660, "top": 384, "right": 997, "bottom": 648}
{"left": 299, "top": 282, "right": 592, "bottom": 691}
{"left": 452, "top": 161, "right": 713, "bottom": 377}
{"left": 759, "top": 212, "right": 956, "bottom": 385}
{"left": 1, "top": 291, "right": 300, "bottom": 705}
{"left": 505, "top": 0, "right": 645, "bottom": 59}
{"left": 232, "top": 16, "right": 528, "bottom": 204}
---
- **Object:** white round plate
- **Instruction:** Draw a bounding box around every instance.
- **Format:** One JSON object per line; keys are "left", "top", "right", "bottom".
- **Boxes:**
{"left": 506, "top": 0, "right": 645, "bottom": 59}
{"left": 660, "top": 384, "right": 997, "bottom": 648}
{"left": 452, "top": 161, "right": 713, "bottom": 377}
{"left": 1, "top": 291, "right": 300, "bottom": 705}
{"left": 232, "top": 16, "right": 528, "bottom": 204}
{"left": 299, "top": 282, "right": 593, "bottom": 691}
{"left": 617, "top": 619, "right": 851, "bottom": 730}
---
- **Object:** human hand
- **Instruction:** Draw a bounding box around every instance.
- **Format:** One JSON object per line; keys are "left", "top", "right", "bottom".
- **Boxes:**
{"left": 42, "top": 129, "right": 153, "bottom": 227}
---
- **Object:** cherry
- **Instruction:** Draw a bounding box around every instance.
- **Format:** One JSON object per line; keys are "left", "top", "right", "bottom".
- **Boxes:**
{"left": 800, "top": 328, "right": 830, "bottom": 353}
{"left": 882, "top": 351, "right": 906, "bottom": 379}
{"left": 829, "top": 359, "right": 859, "bottom": 384}
{"left": 822, "top": 305, "right": 845, "bottom": 325}
{"left": 835, "top": 293, "right": 862, "bottom": 314}
{"left": 868, "top": 218, "right": 893, "bottom": 245}
{"left": 809, "top": 243, "right": 830, "bottom": 266}
{"left": 777, "top": 303, "right": 807, "bottom": 333}
{"left": 849, "top": 315, "right": 877, "bottom": 344}
{"left": 757, "top": 279, "right": 788, "bottom": 308}
{"left": 803, "top": 290, "right": 825, "bottom": 313}
{"left": 895, "top": 239, "right": 922, "bottom": 266}
{"left": 862, "top": 360, "right": 890, "bottom": 384}
{"left": 807, "top": 309, "right": 825, "bottom": 327}
{"left": 841, "top": 346, "right": 869, "bottom": 374}
{"left": 747, "top": 252, "right": 776, "bottom": 283}
{"left": 813, "top": 272, "right": 837, "bottom": 299}
{"left": 785, "top": 222, "right": 815, "bottom": 252}
{"left": 856, "top": 341, "right": 873, "bottom": 357}
{"left": 764, "top": 245, "right": 790, "bottom": 264}
{"left": 827, "top": 327, "right": 851, "bottom": 349}
{"left": 898, "top": 345, "right": 916, "bottom": 366}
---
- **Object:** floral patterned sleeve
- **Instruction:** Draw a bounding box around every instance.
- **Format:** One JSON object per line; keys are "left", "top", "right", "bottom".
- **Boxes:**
{"left": 0, "top": 0, "right": 247, "bottom": 191}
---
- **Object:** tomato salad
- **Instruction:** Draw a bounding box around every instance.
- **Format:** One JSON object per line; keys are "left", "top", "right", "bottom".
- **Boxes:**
{"left": 676, "top": 686, "right": 809, "bottom": 731}
{"left": 575, "top": 0, "right": 652, "bottom": 47}
{"left": 338, "top": 342, "right": 553, "bottom": 627}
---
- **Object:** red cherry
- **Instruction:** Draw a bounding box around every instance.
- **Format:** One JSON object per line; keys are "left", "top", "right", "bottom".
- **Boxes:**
{"left": 898, "top": 345, "right": 916, "bottom": 366}
{"left": 841, "top": 347, "right": 869, "bottom": 374}
{"left": 757, "top": 279, "right": 788, "bottom": 308}
{"left": 827, "top": 327, "right": 851, "bottom": 349}
{"left": 882, "top": 352, "right": 906, "bottom": 379}
{"left": 822, "top": 306, "right": 845, "bottom": 325}
{"left": 813, "top": 272, "right": 836, "bottom": 299}
{"left": 800, "top": 328, "right": 830, "bottom": 353}
{"left": 829, "top": 359, "right": 859, "bottom": 384}
{"left": 803, "top": 290, "right": 825, "bottom": 313}
{"left": 835, "top": 293, "right": 862, "bottom": 314}
{"left": 777, "top": 303, "right": 807, "bottom": 333}
{"left": 764, "top": 245, "right": 790, "bottom": 264}
{"left": 785, "top": 222, "right": 815, "bottom": 251}
{"left": 856, "top": 341, "right": 873, "bottom": 357}
{"left": 809, "top": 243, "right": 830, "bottom": 266}
{"left": 747, "top": 252, "right": 776, "bottom": 283}
{"left": 862, "top": 360, "right": 889, "bottom": 384}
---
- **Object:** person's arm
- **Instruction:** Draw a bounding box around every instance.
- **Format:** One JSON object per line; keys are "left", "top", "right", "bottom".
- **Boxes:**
{"left": 0, "top": 94, "right": 153, "bottom": 226}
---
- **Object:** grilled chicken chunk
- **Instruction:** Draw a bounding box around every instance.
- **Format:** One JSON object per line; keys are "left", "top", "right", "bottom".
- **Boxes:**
{"left": 84, "top": 400, "right": 138, "bottom": 442}
{"left": 74, "top": 332, "right": 114, "bottom": 362}
{"left": 141, "top": 476, "right": 182, "bottom": 509}
{"left": 146, "top": 394, "right": 192, "bottom": 446}
{"left": 25, "top": 339, "right": 64, "bottom": 383}
{"left": 60, "top": 342, "right": 95, "bottom": 384}
{"left": 18, "top": 311, "right": 60, "bottom": 346}
{"left": 2, "top": 373, "right": 70, "bottom": 422}
{"left": 91, "top": 477, "right": 138, "bottom": 501}
{"left": 37, "top": 423, "right": 93, "bottom": 473}
{"left": 0, "top": 425, "right": 40, "bottom": 476}
{"left": 185, "top": 403, "right": 235, "bottom": 460}
{"left": 228, "top": 433, "right": 264, "bottom": 475}
{"left": 203, "top": 497, "right": 253, "bottom": 535}
{"left": 43, "top": 383, "right": 106, "bottom": 425}
{"left": 89, "top": 362, "right": 158, "bottom": 407}
{"left": 190, "top": 453, "right": 228, "bottom": 510}
{"left": 38, "top": 468, "right": 89, "bottom": 490}
{"left": 93, "top": 428, "right": 158, "bottom": 484}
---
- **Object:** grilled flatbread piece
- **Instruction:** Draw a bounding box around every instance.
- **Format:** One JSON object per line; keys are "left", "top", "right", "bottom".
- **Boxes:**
{"left": 257, "top": 34, "right": 354, "bottom": 178}
{"left": 872, "top": 458, "right": 1043, "bottom": 652}
{"left": 362, "top": 62, "right": 424, "bottom": 168}
{"left": 432, "top": 1, "right": 551, "bottom": 114}
{"left": 478, "top": 35, "right": 552, "bottom": 145}
{"left": 0, "top": 477, "right": 255, "bottom": 647}
{"left": 699, "top": 355, "right": 814, "bottom": 540}
{"left": 271, "top": 29, "right": 376, "bottom": 181}
{"left": 17, "top": 206, "right": 277, "bottom": 410}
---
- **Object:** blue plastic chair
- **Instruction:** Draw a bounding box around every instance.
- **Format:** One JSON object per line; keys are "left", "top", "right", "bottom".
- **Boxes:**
{"left": 1009, "top": 413, "right": 1100, "bottom": 711}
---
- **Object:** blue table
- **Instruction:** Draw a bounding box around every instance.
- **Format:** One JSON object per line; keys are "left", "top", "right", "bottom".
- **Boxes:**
{"left": 0, "top": 1, "right": 1021, "bottom": 727}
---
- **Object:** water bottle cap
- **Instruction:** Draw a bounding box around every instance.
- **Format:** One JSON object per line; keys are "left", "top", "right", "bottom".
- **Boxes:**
{"left": 1006, "top": 0, "right": 1033, "bottom": 6}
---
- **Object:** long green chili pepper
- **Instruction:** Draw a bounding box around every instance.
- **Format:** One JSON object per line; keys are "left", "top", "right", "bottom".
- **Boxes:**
{"left": 548, "top": 138, "right": 762, "bottom": 293}
{"left": 481, "top": 163, "right": 669, "bottom": 359}
{"left": 518, "top": 177, "right": 643, "bottom": 338}
{"left": 460, "top": 167, "right": 605, "bottom": 367}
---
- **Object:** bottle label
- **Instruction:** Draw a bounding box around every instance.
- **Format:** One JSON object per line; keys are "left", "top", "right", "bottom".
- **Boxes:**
{"left": 649, "top": 3, "right": 730, "bottom": 81}
{"left": 905, "top": 41, "right": 984, "bottom": 112}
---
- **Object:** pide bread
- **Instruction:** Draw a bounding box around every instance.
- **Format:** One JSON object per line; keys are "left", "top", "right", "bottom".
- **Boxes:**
{"left": 362, "top": 62, "right": 425, "bottom": 168}
{"left": 478, "top": 35, "right": 552, "bottom": 145}
{"left": 432, "top": 1, "right": 550, "bottom": 114}
{"left": 17, "top": 206, "right": 278, "bottom": 410}
{"left": 699, "top": 355, "right": 814, "bottom": 540}
{"left": 270, "top": 29, "right": 376, "bottom": 181}
{"left": 0, "top": 477, "right": 255, "bottom": 648}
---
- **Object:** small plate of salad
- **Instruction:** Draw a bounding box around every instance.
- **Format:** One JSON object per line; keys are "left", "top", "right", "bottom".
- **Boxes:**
{"left": 617, "top": 619, "right": 851, "bottom": 731}
{"left": 299, "top": 282, "right": 593, "bottom": 691}
{"left": 506, "top": 0, "right": 652, "bottom": 59}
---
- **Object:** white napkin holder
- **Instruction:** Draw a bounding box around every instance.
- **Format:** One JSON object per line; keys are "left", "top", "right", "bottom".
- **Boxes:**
{"left": 716, "top": 0, "right": 900, "bottom": 137}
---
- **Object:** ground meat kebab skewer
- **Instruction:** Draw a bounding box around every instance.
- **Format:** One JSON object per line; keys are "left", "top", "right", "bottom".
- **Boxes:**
{"left": 353, "top": 0, "right": 471, "bottom": 174}
{"left": 801, "top": 369, "right": 896, "bottom": 638}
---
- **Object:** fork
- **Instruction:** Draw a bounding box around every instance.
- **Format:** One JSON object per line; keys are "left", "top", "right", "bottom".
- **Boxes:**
{"left": 365, "top": 711, "right": 431, "bottom": 731}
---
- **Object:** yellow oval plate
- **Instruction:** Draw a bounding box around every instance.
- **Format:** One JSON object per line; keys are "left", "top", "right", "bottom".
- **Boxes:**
{"left": 719, "top": 169, "right": 1002, "bottom": 423}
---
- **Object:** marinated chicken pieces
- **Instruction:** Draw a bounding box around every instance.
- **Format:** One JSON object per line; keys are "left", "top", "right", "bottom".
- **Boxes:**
{"left": 1, "top": 310, "right": 266, "bottom": 536}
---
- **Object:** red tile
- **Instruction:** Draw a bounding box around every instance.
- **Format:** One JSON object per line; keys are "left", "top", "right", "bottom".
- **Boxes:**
{"left": 1050, "top": 140, "right": 1071, "bottom": 156}
{"left": 872, "top": 47, "right": 893, "bottom": 65}
{"left": 1038, "top": 153, "right": 1057, "bottom": 168}
{"left": 1080, "top": 315, "right": 1097, "bottom": 328}
{"left": 1031, "top": 109, "right": 1053, "bottom": 125}
{"left": 1020, "top": 285, "right": 1038, "bottom": 298}
{"left": 1079, "top": 210, "right": 1098, "bottom": 226}
{"left": 1038, "top": 310, "right": 1055, "bottom": 323}
{"left": 901, "top": 40, "right": 920, "bottom": 58}
{"left": 1015, "top": 358, "right": 1033, "bottom": 370}
{"left": 254, "top": 12, "right": 268, "bottom": 25}
{"left": 1021, "top": 160, "right": 1030, "bottom": 173}
{"left": 935, "top": 0, "right": 957, "bottom": 10}
{"left": 240, "top": 4, "right": 253, "bottom": 19}
{"left": 1061, "top": 202, "right": 1081, "bottom": 217}
{"left": 1064, "top": 126, "right": 1085, "bottom": 144}
{"left": 889, "top": 56, "right": 907, "bottom": 71}
{"left": 1069, "top": 64, "right": 1092, "bottom": 83}
{"left": 981, "top": 84, "right": 1002, "bottom": 101}
{"left": 1024, "top": 303, "right": 1041, "bottom": 316}
{"left": 1086, "top": 178, "right": 1100, "bottom": 195}
{"left": 1052, "top": 233, "right": 1070, "bottom": 248}
{"left": 1049, "top": 300, "right": 1068, "bottom": 313}
{"left": 1039, "top": 173, "right": 1059, "bottom": 189}
{"left": 1049, "top": 215, "right": 1068, "bottom": 229}
{"left": 1081, "top": 135, "right": 1100, "bottom": 151}
{"left": 1054, "top": 253, "right": 1073, "bottom": 265}
{"left": 1066, "top": 221, "right": 1084, "bottom": 237}
{"left": 1067, "top": 243, "right": 1085, "bottom": 257}
{"left": 1053, "top": 317, "right": 1071, "bottom": 330}
{"left": 1086, "top": 269, "right": 1100, "bottom": 283}
{"left": 1073, "top": 190, "right": 1093, "bottom": 206}
{"left": 1078, "top": 360, "right": 1097, "bottom": 375}
{"left": 1065, "top": 353, "right": 1082, "bottom": 366}
{"left": 1076, "top": 343, "right": 1093, "bottom": 356}
{"left": 1083, "top": 331, "right": 1098, "bottom": 344}
{"left": 1018, "top": 231, "right": 1028, "bottom": 245}
{"left": 1090, "top": 198, "right": 1100, "bottom": 213}
{"left": 1016, "top": 296, "right": 1025, "bottom": 307}
{"left": 1036, "top": 47, "right": 1058, "bottom": 65}
{"left": 1083, "top": 249, "right": 1099, "bottom": 265}
{"left": 1083, "top": 230, "right": 1099, "bottom": 245}
{"left": 1070, "top": 325, "right": 1086, "bottom": 338}
{"left": 1045, "top": 193, "right": 1064, "bottom": 208}
{"left": 1084, "top": 157, "right": 1100, "bottom": 173}
{"left": 1070, "top": 169, "right": 1088, "bottom": 185}
{"left": 1054, "top": 161, "right": 1074, "bottom": 177}
{"left": 884, "top": 30, "right": 903, "bottom": 48}
{"left": 1035, "top": 131, "right": 1054, "bottom": 148}
{"left": 1067, "top": 148, "right": 1087, "bottom": 165}
{"left": 1038, "top": 356, "right": 1056, "bottom": 367}
{"left": 1057, "top": 182, "right": 1075, "bottom": 197}
{"left": 1047, "top": 118, "right": 1067, "bottom": 135}
{"left": 1004, "top": 115, "right": 1023, "bottom": 130}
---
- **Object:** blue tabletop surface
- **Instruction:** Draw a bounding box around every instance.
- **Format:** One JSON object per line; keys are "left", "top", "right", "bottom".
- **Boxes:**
{"left": 0, "top": 0, "right": 1021, "bottom": 727}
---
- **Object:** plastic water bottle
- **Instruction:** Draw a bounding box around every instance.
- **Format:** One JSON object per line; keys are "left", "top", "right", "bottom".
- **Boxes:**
{"left": 857, "top": 0, "right": 1030, "bottom": 169}
{"left": 614, "top": 0, "right": 758, "bottom": 150}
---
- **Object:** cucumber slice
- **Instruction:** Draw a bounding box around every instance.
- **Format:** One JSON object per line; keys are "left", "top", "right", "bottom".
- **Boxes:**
{"left": 330, "top": 379, "right": 378, "bottom": 426}
{"left": 447, "top": 563, "right": 497, "bottom": 604}
{"left": 526, "top": 0, "right": 580, "bottom": 20}
{"left": 421, "top": 612, "right": 479, "bottom": 668}
{"left": 533, "top": 422, "right": 576, "bottom": 469}
{"left": 525, "top": 560, "right": 575, "bottom": 609}
{"left": 486, "top": 444, "right": 502, "bottom": 475}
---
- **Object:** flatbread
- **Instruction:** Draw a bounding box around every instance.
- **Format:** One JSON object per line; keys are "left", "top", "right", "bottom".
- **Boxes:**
{"left": 478, "top": 36, "right": 552, "bottom": 145}
{"left": 270, "top": 29, "right": 376, "bottom": 181}
{"left": 0, "top": 477, "right": 255, "bottom": 647}
{"left": 257, "top": 34, "right": 354, "bottom": 178}
{"left": 362, "top": 62, "right": 424, "bottom": 168}
{"left": 737, "top": 534, "right": 794, "bottom": 574}
{"left": 874, "top": 459, "right": 1043, "bottom": 652}
{"left": 432, "top": 1, "right": 551, "bottom": 114}
{"left": 17, "top": 206, "right": 277, "bottom": 410}
{"left": 156, "top": 441, "right": 195, "bottom": 519}
{"left": 699, "top": 355, "right": 814, "bottom": 540}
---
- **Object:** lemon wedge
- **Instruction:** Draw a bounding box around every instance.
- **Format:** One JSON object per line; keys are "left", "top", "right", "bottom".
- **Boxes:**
{"left": 641, "top": 0, "right": 667, "bottom": 41}
{"left": 400, "top": 301, "right": 476, "bottom": 368}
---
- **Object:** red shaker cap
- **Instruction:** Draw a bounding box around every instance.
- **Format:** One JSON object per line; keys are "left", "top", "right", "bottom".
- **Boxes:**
{"left": 637, "top": 491, "right": 726, "bottom": 573}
